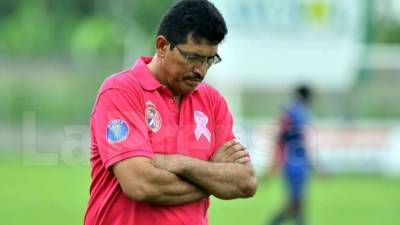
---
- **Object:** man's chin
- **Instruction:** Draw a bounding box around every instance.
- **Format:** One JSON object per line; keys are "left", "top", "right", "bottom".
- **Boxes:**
{"left": 178, "top": 86, "right": 197, "bottom": 96}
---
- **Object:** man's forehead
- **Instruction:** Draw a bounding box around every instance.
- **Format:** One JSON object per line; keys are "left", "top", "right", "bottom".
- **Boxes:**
{"left": 182, "top": 36, "right": 218, "bottom": 56}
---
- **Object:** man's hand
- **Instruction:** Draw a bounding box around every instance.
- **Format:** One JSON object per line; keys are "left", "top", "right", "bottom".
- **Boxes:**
{"left": 211, "top": 139, "right": 251, "bottom": 164}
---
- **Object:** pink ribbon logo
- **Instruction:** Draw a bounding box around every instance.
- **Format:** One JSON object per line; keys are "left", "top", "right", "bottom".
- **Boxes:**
{"left": 194, "top": 110, "right": 211, "bottom": 143}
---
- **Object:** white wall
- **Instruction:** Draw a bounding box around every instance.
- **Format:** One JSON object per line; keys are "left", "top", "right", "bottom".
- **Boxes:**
{"left": 208, "top": 0, "right": 366, "bottom": 91}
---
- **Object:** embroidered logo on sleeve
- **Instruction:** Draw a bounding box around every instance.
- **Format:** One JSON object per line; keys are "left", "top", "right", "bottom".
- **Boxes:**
{"left": 145, "top": 101, "right": 162, "bottom": 132}
{"left": 194, "top": 110, "right": 211, "bottom": 143}
{"left": 107, "top": 119, "right": 129, "bottom": 144}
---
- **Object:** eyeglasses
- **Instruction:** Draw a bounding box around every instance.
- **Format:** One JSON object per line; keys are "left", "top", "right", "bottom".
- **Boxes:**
{"left": 170, "top": 41, "right": 222, "bottom": 67}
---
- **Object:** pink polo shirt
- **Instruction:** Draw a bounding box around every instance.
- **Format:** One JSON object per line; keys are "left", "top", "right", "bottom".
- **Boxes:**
{"left": 84, "top": 56, "right": 235, "bottom": 225}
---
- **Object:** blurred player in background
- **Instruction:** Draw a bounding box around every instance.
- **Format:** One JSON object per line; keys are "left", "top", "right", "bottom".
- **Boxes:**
{"left": 266, "top": 85, "right": 314, "bottom": 225}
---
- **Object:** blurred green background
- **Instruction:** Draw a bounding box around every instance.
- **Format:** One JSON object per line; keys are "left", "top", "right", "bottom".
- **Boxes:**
{"left": 0, "top": 0, "right": 177, "bottom": 126}
{"left": 1, "top": 162, "right": 399, "bottom": 225}
{"left": 1, "top": 0, "right": 400, "bottom": 225}
{"left": 1, "top": 0, "right": 400, "bottom": 126}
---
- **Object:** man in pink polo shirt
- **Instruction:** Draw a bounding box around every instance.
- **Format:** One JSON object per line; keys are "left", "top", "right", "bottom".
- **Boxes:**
{"left": 84, "top": 1, "right": 257, "bottom": 225}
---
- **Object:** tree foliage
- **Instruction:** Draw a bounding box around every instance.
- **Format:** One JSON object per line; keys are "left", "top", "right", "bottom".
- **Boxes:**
{"left": 0, "top": 0, "right": 175, "bottom": 57}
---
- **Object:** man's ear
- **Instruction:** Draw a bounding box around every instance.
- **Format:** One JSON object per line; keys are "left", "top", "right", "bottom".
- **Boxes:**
{"left": 155, "top": 35, "right": 170, "bottom": 58}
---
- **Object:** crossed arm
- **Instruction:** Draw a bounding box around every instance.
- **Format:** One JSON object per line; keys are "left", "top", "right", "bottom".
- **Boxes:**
{"left": 112, "top": 139, "right": 257, "bottom": 205}
{"left": 113, "top": 156, "right": 208, "bottom": 205}
{"left": 153, "top": 140, "right": 257, "bottom": 199}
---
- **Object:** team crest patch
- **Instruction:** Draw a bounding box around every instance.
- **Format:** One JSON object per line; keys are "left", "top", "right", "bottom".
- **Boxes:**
{"left": 145, "top": 101, "right": 162, "bottom": 132}
{"left": 107, "top": 119, "right": 129, "bottom": 144}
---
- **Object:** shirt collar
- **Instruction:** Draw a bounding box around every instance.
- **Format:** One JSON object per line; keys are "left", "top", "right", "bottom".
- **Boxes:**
{"left": 131, "top": 56, "right": 200, "bottom": 93}
{"left": 131, "top": 56, "right": 162, "bottom": 91}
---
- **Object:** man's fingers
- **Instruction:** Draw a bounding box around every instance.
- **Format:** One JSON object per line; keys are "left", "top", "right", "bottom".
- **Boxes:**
{"left": 211, "top": 140, "right": 245, "bottom": 162}
{"left": 227, "top": 149, "right": 249, "bottom": 162}
{"left": 226, "top": 143, "right": 247, "bottom": 158}
{"left": 218, "top": 139, "right": 239, "bottom": 151}
{"left": 235, "top": 156, "right": 251, "bottom": 164}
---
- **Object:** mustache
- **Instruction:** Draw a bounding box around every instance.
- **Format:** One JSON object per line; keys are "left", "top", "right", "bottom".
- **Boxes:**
{"left": 185, "top": 73, "right": 203, "bottom": 81}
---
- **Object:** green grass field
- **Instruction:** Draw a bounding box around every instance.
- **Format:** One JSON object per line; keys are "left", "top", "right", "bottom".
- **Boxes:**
{"left": 0, "top": 162, "right": 399, "bottom": 225}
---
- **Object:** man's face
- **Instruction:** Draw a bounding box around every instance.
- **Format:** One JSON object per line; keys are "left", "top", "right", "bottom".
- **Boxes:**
{"left": 162, "top": 36, "right": 219, "bottom": 96}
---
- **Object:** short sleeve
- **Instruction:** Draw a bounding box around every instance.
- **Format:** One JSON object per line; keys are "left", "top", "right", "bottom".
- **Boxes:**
{"left": 91, "top": 89, "right": 153, "bottom": 169}
{"left": 278, "top": 111, "right": 291, "bottom": 144}
{"left": 212, "top": 90, "right": 235, "bottom": 149}
{"left": 280, "top": 111, "right": 291, "bottom": 130}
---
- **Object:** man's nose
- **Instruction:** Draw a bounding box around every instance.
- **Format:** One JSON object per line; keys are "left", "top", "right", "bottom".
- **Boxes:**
{"left": 193, "top": 61, "right": 208, "bottom": 78}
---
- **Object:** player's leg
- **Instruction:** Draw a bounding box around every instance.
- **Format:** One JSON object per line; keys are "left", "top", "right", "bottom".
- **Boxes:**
{"left": 267, "top": 203, "right": 290, "bottom": 225}
{"left": 291, "top": 198, "right": 305, "bottom": 225}
{"left": 267, "top": 172, "right": 293, "bottom": 225}
{"left": 289, "top": 173, "right": 307, "bottom": 225}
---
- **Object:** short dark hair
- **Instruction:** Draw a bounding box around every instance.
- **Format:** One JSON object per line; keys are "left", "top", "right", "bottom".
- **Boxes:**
{"left": 157, "top": 0, "right": 228, "bottom": 45}
{"left": 296, "top": 85, "right": 313, "bottom": 103}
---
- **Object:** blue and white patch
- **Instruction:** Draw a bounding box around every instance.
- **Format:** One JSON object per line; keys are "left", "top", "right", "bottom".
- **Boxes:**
{"left": 145, "top": 101, "right": 162, "bottom": 132}
{"left": 107, "top": 119, "right": 129, "bottom": 144}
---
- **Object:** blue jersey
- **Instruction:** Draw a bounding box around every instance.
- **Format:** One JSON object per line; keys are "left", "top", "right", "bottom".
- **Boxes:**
{"left": 279, "top": 100, "right": 311, "bottom": 199}
{"left": 280, "top": 100, "right": 310, "bottom": 175}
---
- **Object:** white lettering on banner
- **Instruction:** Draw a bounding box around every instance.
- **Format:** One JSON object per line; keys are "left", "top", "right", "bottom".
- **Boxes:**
{"left": 317, "top": 128, "right": 390, "bottom": 151}
{"left": 212, "top": 0, "right": 363, "bottom": 38}
{"left": 244, "top": 120, "right": 400, "bottom": 176}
